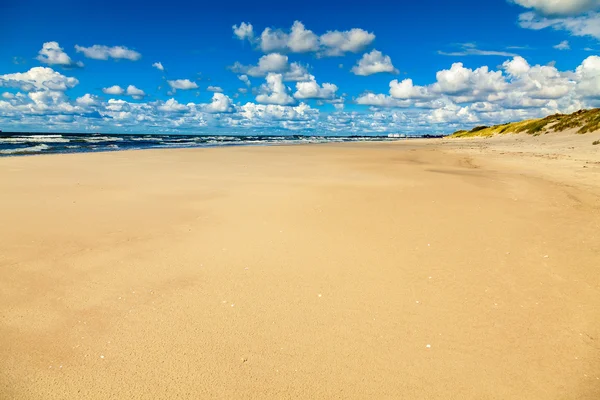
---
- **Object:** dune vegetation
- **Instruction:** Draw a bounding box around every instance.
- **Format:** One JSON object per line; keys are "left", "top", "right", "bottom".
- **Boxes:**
{"left": 450, "top": 108, "right": 600, "bottom": 138}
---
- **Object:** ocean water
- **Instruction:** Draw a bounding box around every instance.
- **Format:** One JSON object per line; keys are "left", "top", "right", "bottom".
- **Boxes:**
{"left": 0, "top": 133, "right": 426, "bottom": 156}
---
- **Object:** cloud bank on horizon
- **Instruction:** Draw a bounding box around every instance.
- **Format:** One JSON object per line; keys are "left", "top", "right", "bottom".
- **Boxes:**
{"left": 0, "top": 0, "right": 599, "bottom": 135}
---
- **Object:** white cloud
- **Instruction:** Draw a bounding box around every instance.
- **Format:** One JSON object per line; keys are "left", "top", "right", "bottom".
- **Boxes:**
{"left": 517, "top": 11, "right": 600, "bottom": 39}
{"left": 282, "top": 63, "right": 312, "bottom": 82}
{"left": 152, "top": 62, "right": 165, "bottom": 71}
{"left": 75, "top": 45, "right": 141, "bottom": 61}
{"left": 233, "top": 22, "right": 254, "bottom": 41}
{"left": 432, "top": 63, "right": 506, "bottom": 96}
{"left": 389, "top": 79, "right": 433, "bottom": 99}
{"left": 427, "top": 102, "right": 479, "bottom": 124}
{"left": 575, "top": 55, "right": 600, "bottom": 98}
{"left": 351, "top": 50, "right": 398, "bottom": 76}
{"left": 167, "top": 79, "right": 199, "bottom": 90}
{"left": 207, "top": 85, "right": 223, "bottom": 92}
{"left": 233, "top": 21, "right": 375, "bottom": 57}
{"left": 230, "top": 54, "right": 311, "bottom": 82}
{"left": 319, "top": 28, "right": 376, "bottom": 57}
{"left": 260, "top": 21, "right": 319, "bottom": 53}
{"left": 287, "top": 21, "right": 320, "bottom": 53}
{"left": 438, "top": 43, "right": 520, "bottom": 57}
{"left": 255, "top": 73, "right": 295, "bottom": 105}
{"left": 238, "top": 75, "right": 251, "bottom": 86}
{"left": 231, "top": 53, "right": 289, "bottom": 77}
{"left": 203, "top": 93, "right": 233, "bottom": 113}
{"left": 554, "top": 40, "right": 571, "bottom": 50}
{"left": 102, "top": 85, "right": 125, "bottom": 95}
{"left": 510, "top": 0, "right": 600, "bottom": 16}
{"left": 126, "top": 85, "right": 146, "bottom": 100}
{"left": 355, "top": 55, "right": 590, "bottom": 119}
{"left": 2, "top": 92, "right": 15, "bottom": 99}
{"left": 503, "top": 56, "right": 531, "bottom": 76}
{"left": 76, "top": 93, "right": 99, "bottom": 106}
{"left": 27, "top": 90, "right": 75, "bottom": 113}
{"left": 239, "top": 102, "right": 315, "bottom": 121}
{"left": 0, "top": 67, "right": 79, "bottom": 91}
{"left": 502, "top": 56, "right": 574, "bottom": 100}
{"left": 238, "top": 74, "right": 251, "bottom": 86}
{"left": 294, "top": 77, "right": 338, "bottom": 100}
{"left": 355, "top": 93, "right": 410, "bottom": 108}
{"left": 251, "top": 53, "right": 289, "bottom": 75}
{"left": 36, "top": 42, "right": 83, "bottom": 67}
{"left": 157, "top": 98, "right": 189, "bottom": 112}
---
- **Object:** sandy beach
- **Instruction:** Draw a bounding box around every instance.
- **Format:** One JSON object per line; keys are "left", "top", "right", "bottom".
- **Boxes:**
{"left": 1, "top": 138, "right": 599, "bottom": 399}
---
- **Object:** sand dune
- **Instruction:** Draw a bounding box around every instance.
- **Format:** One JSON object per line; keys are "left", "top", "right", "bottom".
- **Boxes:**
{"left": 1, "top": 141, "right": 599, "bottom": 399}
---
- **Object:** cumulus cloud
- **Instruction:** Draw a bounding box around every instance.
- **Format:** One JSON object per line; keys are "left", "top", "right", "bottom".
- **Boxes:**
{"left": 230, "top": 53, "right": 311, "bottom": 82}
{"left": 203, "top": 93, "right": 233, "bottom": 113}
{"left": 76, "top": 93, "right": 99, "bottom": 106}
{"left": 239, "top": 75, "right": 251, "bottom": 86}
{"left": 233, "top": 22, "right": 254, "bottom": 41}
{"left": 167, "top": 79, "right": 199, "bottom": 91}
{"left": 207, "top": 86, "right": 223, "bottom": 92}
{"left": 233, "top": 21, "right": 375, "bottom": 57}
{"left": 0, "top": 67, "right": 79, "bottom": 91}
{"left": 389, "top": 79, "right": 434, "bottom": 99}
{"left": 260, "top": 21, "right": 319, "bottom": 53}
{"left": 157, "top": 98, "right": 189, "bottom": 112}
{"left": 351, "top": 50, "right": 398, "bottom": 76}
{"left": 294, "top": 77, "right": 338, "bottom": 100}
{"left": 255, "top": 73, "right": 295, "bottom": 105}
{"left": 354, "top": 54, "right": 598, "bottom": 121}
{"left": 574, "top": 55, "right": 600, "bottom": 98}
{"left": 152, "top": 62, "right": 165, "bottom": 71}
{"left": 75, "top": 45, "right": 141, "bottom": 61}
{"left": 247, "top": 53, "right": 288, "bottom": 76}
{"left": 36, "top": 42, "right": 83, "bottom": 68}
{"left": 319, "top": 28, "right": 376, "bottom": 57}
{"left": 281, "top": 62, "right": 312, "bottom": 82}
{"left": 102, "top": 85, "right": 125, "bottom": 95}
{"left": 239, "top": 102, "right": 315, "bottom": 121}
{"left": 509, "top": 0, "right": 600, "bottom": 16}
{"left": 126, "top": 85, "right": 146, "bottom": 99}
{"left": 230, "top": 53, "right": 288, "bottom": 77}
{"left": 432, "top": 63, "right": 506, "bottom": 96}
{"left": 355, "top": 93, "right": 410, "bottom": 108}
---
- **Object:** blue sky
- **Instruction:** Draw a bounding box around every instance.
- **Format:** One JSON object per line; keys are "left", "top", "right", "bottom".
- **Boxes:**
{"left": 1, "top": 0, "right": 599, "bottom": 135}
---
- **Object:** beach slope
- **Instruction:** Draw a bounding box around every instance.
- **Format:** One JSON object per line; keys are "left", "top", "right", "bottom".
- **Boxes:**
{"left": 1, "top": 142, "right": 599, "bottom": 399}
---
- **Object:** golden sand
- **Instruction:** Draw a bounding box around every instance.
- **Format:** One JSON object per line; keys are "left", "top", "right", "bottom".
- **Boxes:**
{"left": 1, "top": 139, "right": 599, "bottom": 399}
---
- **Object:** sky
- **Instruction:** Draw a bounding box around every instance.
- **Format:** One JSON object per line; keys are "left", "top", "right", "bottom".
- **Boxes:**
{"left": 1, "top": 0, "right": 599, "bottom": 135}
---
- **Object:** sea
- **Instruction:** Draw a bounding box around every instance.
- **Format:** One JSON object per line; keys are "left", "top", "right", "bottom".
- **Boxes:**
{"left": 0, "top": 133, "right": 435, "bottom": 157}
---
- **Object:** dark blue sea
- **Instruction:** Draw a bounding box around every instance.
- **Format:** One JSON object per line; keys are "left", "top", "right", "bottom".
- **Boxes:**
{"left": 0, "top": 133, "right": 430, "bottom": 156}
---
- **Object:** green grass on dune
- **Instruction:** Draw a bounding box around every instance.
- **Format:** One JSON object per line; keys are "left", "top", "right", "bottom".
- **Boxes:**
{"left": 450, "top": 108, "right": 600, "bottom": 138}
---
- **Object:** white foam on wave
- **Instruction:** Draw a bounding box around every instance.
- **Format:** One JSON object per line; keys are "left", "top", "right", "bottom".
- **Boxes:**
{"left": 83, "top": 136, "right": 124, "bottom": 143}
{"left": 0, "top": 135, "right": 70, "bottom": 144}
{"left": 0, "top": 144, "right": 51, "bottom": 154}
{"left": 129, "top": 136, "right": 163, "bottom": 141}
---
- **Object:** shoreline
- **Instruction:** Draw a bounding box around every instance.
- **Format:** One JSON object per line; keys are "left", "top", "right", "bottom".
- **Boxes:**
{"left": 0, "top": 133, "right": 441, "bottom": 158}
